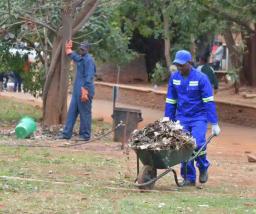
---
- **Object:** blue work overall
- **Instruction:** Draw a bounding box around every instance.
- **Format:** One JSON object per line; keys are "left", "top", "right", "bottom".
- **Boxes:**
{"left": 62, "top": 52, "right": 96, "bottom": 139}
{"left": 165, "top": 67, "right": 218, "bottom": 182}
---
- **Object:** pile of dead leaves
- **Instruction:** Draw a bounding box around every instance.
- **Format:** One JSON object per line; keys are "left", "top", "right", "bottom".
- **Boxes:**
{"left": 129, "top": 120, "right": 196, "bottom": 150}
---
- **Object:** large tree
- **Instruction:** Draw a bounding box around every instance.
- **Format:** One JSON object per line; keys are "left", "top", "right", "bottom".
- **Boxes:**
{"left": 0, "top": 0, "right": 134, "bottom": 125}
{"left": 119, "top": 0, "right": 219, "bottom": 72}
{"left": 198, "top": 0, "right": 256, "bottom": 86}
{"left": 0, "top": 0, "right": 98, "bottom": 125}
{"left": 120, "top": 0, "right": 256, "bottom": 87}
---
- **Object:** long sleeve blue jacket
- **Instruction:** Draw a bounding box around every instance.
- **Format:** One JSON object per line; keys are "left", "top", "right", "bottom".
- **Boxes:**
{"left": 164, "top": 67, "right": 218, "bottom": 124}
{"left": 69, "top": 52, "right": 96, "bottom": 98}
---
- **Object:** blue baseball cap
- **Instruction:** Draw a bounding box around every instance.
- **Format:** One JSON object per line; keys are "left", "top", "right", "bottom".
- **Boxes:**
{"left": 173, "top": 50, "right": 192, "bottom": 65}
{"left": 79, "top": 41, "right": 90, "bottom": 50}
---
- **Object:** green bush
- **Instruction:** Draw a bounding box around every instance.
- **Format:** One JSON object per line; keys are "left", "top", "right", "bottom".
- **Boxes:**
{"left": 21, "top": 65, "right": 45, "bottom": 98}
{"left": 151, "top": 62, "right": 170, "bottom": 85}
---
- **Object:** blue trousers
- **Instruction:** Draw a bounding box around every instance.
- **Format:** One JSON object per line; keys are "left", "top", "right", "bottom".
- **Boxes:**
{"left": 180, "top": 120, "right": 209, "bottom": 182}
{"left": 62, "top": 95, "right": 92, "bottom": 139}
{"left": 14, "top": 72, "right": 22, "bottom": 92}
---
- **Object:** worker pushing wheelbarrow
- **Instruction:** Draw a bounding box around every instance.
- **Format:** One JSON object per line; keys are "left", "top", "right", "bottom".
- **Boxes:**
{"left": 163, "top": 50, "right": 220, "bottom": 186}
{"left": 130, "top": 50, "right": 220, "bottom": 189}
{"left": 129, "top": 120, "right": 217, "bottom": 190}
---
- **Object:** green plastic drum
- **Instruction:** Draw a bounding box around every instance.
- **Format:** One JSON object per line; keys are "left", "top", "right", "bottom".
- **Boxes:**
{"left": 15, "top": 117, "right": 37, "bottom": 139}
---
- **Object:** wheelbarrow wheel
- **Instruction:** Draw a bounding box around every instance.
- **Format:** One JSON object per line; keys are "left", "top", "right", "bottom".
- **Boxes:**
{"left": 137, "top": 165, "right": 157, "bottom": 190}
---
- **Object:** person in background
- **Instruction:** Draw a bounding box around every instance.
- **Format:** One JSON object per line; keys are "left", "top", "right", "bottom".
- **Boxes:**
{"left": 164, "top": 50, "right": 220, "bottom": 186}
{"left": 212, "top": 42, "right": 224, "bottom": 71}
{"left": 209, "top": 40, "right": 218, "bottom": 63}
{"left": 0, "top": 74, "right": 4, "bottom": 91}
{"left": 197, "top": 56, "right": 218, "bottom": 92}
{"left": 13, "top": 54, "right": 31, "bottom": 92}
{"left": 23, "top": 54, "right": 31, "bottom": 73}
{"left": 0, "top": 73, "right": 7, "bottom": 91}
{"left": 13, "top": 71, "right": 22, "bottom": 92}
{"left": 58, "top": 40, "right": 96, "bottom": 141}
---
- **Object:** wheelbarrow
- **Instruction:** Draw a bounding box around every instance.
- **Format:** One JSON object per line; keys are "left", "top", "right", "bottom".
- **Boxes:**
{"left": 134, "top": 135, "right": 215, "bottom": 189}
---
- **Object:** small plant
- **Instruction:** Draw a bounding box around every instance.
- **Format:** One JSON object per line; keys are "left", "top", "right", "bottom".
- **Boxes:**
{"left": 151, "top": 62, "right": 170, "bottom": 85}
{"left": 227, "top": 68, "right": 240, "bottom": 94}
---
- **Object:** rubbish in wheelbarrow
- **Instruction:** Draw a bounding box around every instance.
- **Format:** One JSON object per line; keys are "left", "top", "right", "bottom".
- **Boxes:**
{"left": 129, "top": 120, "right": 195, "bottom": 151}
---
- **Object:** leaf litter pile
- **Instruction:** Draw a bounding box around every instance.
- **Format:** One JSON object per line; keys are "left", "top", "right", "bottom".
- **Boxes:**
{"left": 129, "top": 120, "right": 196, "bottom": 150}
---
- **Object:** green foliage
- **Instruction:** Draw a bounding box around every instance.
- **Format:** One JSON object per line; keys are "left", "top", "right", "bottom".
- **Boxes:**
{"left": 21, "top": 66, "right": 45, "bottom": 98}
{"left": 0, "top": 40, "right": 44, "bottom": 97}
{"left": 0, "top": 42, "right": 10, "bottom": 73}
{"left": 76, "top": 0, "right": 136, "bottom": 65}
{"left": 1, "top": 0, "right": 255, "bottom": 93}
{"left": 227, "top": 68, "right": 240, "bottom": 85}
{"left": 118, "top": 0, "right": 227, "bottom": 64}
{"left": 151, "top": 62, "right": 170, "bottom": 85}
{"left": 0, "top": 0, "right": 137, "bottom": 97}
{"left": 0, "top": 41, "right": 26, "bottom": 73}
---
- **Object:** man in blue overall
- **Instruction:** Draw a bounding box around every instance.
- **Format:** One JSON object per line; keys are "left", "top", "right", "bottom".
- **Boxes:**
{"left": 58, "top": 40, "right": 96, "bottom": 141}
{"left": 164, "top": 50, "right": 220, "bottom": 186}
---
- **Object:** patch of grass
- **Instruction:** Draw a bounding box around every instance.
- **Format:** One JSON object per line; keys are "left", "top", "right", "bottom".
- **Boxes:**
{"left": 118, "top": 192, "right": 256, "bottom": 214}
{"left": 0, "top": 97, "right": 42, "bottom": 122}
{"left": 0, "top": 146, "right": 120, "bottom": 185}
{"left": 0, "top": 146, "right": 255, "bottom": 213}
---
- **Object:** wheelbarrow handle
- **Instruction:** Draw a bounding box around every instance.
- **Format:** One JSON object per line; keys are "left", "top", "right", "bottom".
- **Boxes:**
{"left": 189, "top": 134, "right": 215, "bottom": 161}
{"left": 206, "top": 134, "right": 216, "bottom": 144}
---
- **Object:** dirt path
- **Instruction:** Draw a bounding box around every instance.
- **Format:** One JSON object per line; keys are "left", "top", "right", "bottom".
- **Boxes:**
{"left": 1, "top": 91, "right": 256, "bottom": 190}
{"left": 0, "top": 92, "right": 163, "bottom": 127}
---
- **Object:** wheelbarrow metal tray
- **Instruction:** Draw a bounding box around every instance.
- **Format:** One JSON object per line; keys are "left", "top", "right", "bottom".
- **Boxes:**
{"left": 135, "top": 147, "right": 194, "bottom": 169}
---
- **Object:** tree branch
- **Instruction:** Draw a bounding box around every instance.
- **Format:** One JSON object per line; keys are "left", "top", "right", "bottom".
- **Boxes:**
{"left": 201, "top": 4, "right": 255, "bottom": 34}
{"left": 19, "top": 16, "right": 57, "bottom": 34}
{"left": 7, "top": 0, "right": 11, "bottom": 15}
{"left": 4, "top": 21, "right": 26, "bottom": 29}
{"left": 72, "top": 0, "right": 99, "bottom": 35}
{"left": 43, "top": 38, "right": 62, "bottom": 101}
{"left": 72, "top": 0, "right": 84, "bottom": 11}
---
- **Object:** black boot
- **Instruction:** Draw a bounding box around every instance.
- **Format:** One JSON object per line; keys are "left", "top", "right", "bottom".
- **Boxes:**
{"left": 182, "top": 179, "right": 196, "bottom": 186}
{"left": 56, "top": 133, "right": 70, "bottom": 140}
{"left": 199, "top": 170, "right": 208, "bottom": 183}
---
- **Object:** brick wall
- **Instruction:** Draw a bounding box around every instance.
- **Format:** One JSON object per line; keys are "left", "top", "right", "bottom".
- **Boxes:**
{"left": 95, "top": 82, "right": 256, "bottom": 127}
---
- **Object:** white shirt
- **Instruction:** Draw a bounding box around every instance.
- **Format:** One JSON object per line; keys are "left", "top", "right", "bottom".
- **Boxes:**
{"left": 214, "top": 46, "right": 224, "bottom": 61}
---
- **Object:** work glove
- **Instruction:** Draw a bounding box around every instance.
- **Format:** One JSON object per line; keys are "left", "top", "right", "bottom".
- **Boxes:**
{"left": 81, "top": 87, "right": 89, "bottom": 103}
{"left": 65, "top": 40, "right": 73, "bottom": 55}
{"left": 161, "top": 117, "right": 170, "bottom": 122}
{"left": 211, "top": 124, "right": 221, "bottom": 136}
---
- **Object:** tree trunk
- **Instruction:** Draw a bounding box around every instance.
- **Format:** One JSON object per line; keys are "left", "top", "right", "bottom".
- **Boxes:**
{"left": 249, "top": 30, "right": 256, "bottom": 86}
{"left": 163, "top": 11, "right": 171, "bottom": 69}
{"left": 223, "top": 28, "right": 242, "bottom": 93}
{"left": 43, "top": 2, "right": 72, "bottom": 126}
{"left": 43, "top": 54, "right": 63, "bottom": 125}
{"left": 43, "top": 38, "right": 70, "bottom": 125}
{"left": 223, "top": 29, "right": 241, "bottom": 69}
{"left": 241, "top": 31, "right": 250, "bottom": 85}
{"left": 243, "top": 30, "right": 256, "bottom": 86}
